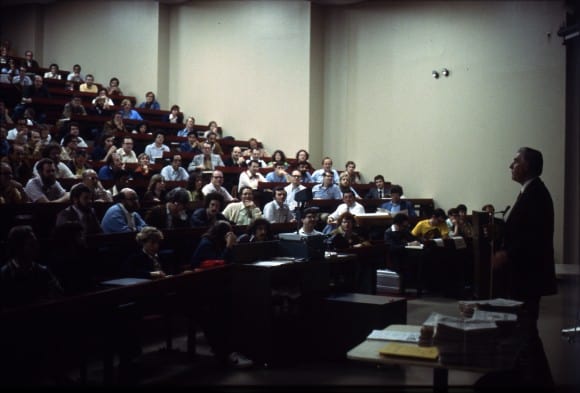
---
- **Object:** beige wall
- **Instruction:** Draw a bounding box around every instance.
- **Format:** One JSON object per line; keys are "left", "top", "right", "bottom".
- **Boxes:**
{"left": 320, "top": 1, "right": 566, "bottom": 262}
{"left": 0, "top": 0, "right": 567, "bottom": 262}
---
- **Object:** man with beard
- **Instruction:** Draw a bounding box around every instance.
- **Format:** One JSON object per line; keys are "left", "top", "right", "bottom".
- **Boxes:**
{"left": 23, "top": 158, "right": 69, "bottom": 203}
{"left": 55, "top": 183, "right": 102, "bottom": 235}
{"left": 101, "top": 187, "right": 147, "bottom": 233}
{"left": 191, "top": 192, "right": 227, "bottom": 228}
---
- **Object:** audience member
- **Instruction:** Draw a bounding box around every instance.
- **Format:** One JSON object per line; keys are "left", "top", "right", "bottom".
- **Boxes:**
{"left": 311, "top": 157, "right": 340, "bottom": 184}
{"left": 268, "top": 150, "right": 289, "bottom": 168}
{"left": 379, "top": 184, "right": 416, "bottom": 217}
{"left": 244, "top": 148, "right": 267, "bottom": 168}
{"left": 188, "top": 141, "right": 224, "bottom": 171}
{"left": 298, "top": 207, "right": 323, "bottom": 236}
{"left": 132, "top": 153, "right": 152, "bottom": 180}
{"left": 206, "top": 131, "right": 224, "bottom": 156}
{"left": 144, "top": 132, "right": 170, "bottom": 164}
{"left": 284, "top": 169, "right": 306, "bottom": 214}
{"left": 263, "top": 187, "right": 295, "bottom": 224}
{"left": 55, "top": 183, "right": 102, "bottom": 235}
{"left": 24, "top": 158, "right": 70, "bottom": 203}
{"left": 13, "top": 74, "right": 51, "bottom": 123}
{"left": 67, "top": 149, "right": 90, "bottom": 177}
{"left": 0, "top": 225, "right": 63, "bottom": 309}
{"left": 43, "top": 63, "right": 62, "bottom": 80}
{"left": 123, "top": 227, "right": 168, "bottom": 279}
{"left": 0, "top": 100, "right": 14, "bottom": 126}
{"left": 186, "top": 172, "right": 204, "bottom": 203}
{"left": 138, "top": 92, "right": 161, "bottom": 110}
{"left": 22, "top": 50, "right": 39, "bottom": 72}
{"left": 79, "top": 74, "right": 98, "bottom": 93}
{"left": 190, "top": 220, "right": 237, "bottom": 268}
{"left": 61, "top": 95, "right": 87, "bottom": 121}
{"left": 60, "top": 122, "right": 88, "bottom": 148}
{"left": 91, "top": 88, "right": 114, "bottom": 115}
{"left": 108, "top": 168, "right": 131, "bottom": 197}
{"left": 179, "top": 130, "right": 202, "bottom": 155}
{"left": 297, "top": 161, "right": 314, "bottom": 183}
{"left": 143, "top": 174, "right": 167, "bottom": 203}
{"left": 81, "top": 169, "right": 113, "bottom": 202}
{"left": 345, "top": 160, "right": 361, "bottom": 184}
{"left": 98, "top": 152, "right": 124, "bottom": 181}
{"left": 177, "top": 116, "right": 196, "bottom": 137}
{"left": 59, "top": 134, "right": 79, "bottom": 163}
{"left": 338, "top": 171, "right": 361, "bottom": 199}
{"left": 238, "top": 159, "right": 266, "bottom": 190}
{"left": 12, "top": 65, "right": 32, "bottom": 88}
{"left": 66, "top": 64, "right": 84, "bottom": 82}
{"left": 292, "top": 149, "right": 314, "bottom": 173}
{"left": 312, "top": 171, "right": 342, "bottom": 200}
{"left": 481, "top": 203, "right": 495, "bottom": 214}
{"left": 411, "top": 208, "right": 449, "bottom": 240}
{"left": 265, "top": 161, "right": 289, "bottom": 183}
{"left": 117, "top": 136, "right": 138, "bottom": 163}
{"left": 223, "top": 146, "right": 245, "bottom": 168}
{"left": 146, "top": 187, "right": 191, "bottom": 229}
{"left": 106, "top": 77, "right": 123, "bottom": 96}
{"left": 119, "top": 98, "right": 143, "bottom": 121}
{"left": 0, "top": 162, "right": 27, "bottom": 204}
{"left": 103, "top": 112, "right": 129, "bottom": 135}
{"left": 326, "top": 212, "right": 370, "bottom": 250}
{"left": 89, "top": 131, "right": 114, "bottom": 163}
{"left": 366, "top": 174, "right": 391, "bottom": 199}
{"left": 160, "top": 154, "right": 189, "bottom": 181}
{"left": 191, "top": 192, "right": 226, "bottom": 228}
{"left": 384, "top": 213, "right": 419, "bottom": 272}
{"left": 324, "top": 189, "right": 365, "bottom": 234}
{"left": 237, "top": 218, "right": 275, "bottom": 242}
{"left": 165, "top": 104, "right": 183, "bottom": 124}
{"left": 201, "top": 170, "right": 234, "bottom": 202}
{"left": 222, "top": 186, "right": 262, "bottom": 225}
{"left": 101, "top": 188, "right": 147, "bottom": 233}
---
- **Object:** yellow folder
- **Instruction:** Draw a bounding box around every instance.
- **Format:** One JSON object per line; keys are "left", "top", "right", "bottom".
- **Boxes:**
{"left": 379, "top": 342, "right": 439, "bottom": 360}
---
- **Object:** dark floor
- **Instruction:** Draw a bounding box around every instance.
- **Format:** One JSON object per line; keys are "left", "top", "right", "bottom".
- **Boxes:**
{"left": 74, "top": 274, "right": 580, "bottom": 390}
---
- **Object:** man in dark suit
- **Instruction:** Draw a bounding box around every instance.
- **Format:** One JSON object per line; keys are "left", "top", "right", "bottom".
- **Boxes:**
{"left": 480, "top": 147, "right": 557, "bottom": 388}
{"left": 55, "top": 183, "right": 102, "bottom": 235}
{"left": 365, "top": 174, "right": 391, "bottom": 199}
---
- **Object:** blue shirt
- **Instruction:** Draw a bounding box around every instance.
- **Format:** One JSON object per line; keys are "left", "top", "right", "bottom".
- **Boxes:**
{"left": 311, "top": 168, "right": 340, "bottom": 184}
{"left": 265, "top": 172, "right": 287, "bottom": 183}
{"left": 379, "top": 200, "right": 416, "bottom": 217}
{"left": 101, "top": 204, "right": 147, "bottom": 233}
{"left": 120, "top": 109, "right": 143, "bottom": 121}
{"left": 312, "top": 184, "right": 342, "bottom": 200}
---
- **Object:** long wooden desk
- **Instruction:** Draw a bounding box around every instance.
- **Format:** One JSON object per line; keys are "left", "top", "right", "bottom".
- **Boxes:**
{"left": 347, "top": 324, "right": 520, "bottom": 392}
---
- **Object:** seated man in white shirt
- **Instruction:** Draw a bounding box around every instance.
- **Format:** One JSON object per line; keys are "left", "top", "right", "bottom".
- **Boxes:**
{"left": 116, "top": 137, "right": 138, "bottom": 164}
{"left": 263, "top": 187, "right": 295, "bottom": 224}
{"left": 144, "top": 132, "right": 170, "bottom": 164}
{"left": 222, "top": 186, "right": 262, "bottom": 226}
{"left": 24, "top": 158, "right": 70, "bottom": 203}
{"left": 244, "top": 148, "right": 267, "bottom": 168}
{"left": 202, "top": 170, "right": 235, "bottom": 202}
{"left": 59, "top": 122, "right": 88, "bottom": 149}
{"left": 238, "top": 160, "right": 266, "bottom": 191}
{"left": 160, "top": 155, "right": 189, "bottom": 181}
{"left": 323, "top": 189, "right": 365, "bottom": 234}
{"left": 298, "top": 207, "right": 323, "bottom": 236}
{"left": 284, "top": 169, "right": 306, "bottom": 214}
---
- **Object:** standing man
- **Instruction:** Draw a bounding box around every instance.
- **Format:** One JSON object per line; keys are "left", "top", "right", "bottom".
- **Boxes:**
{"left": 482, "top": 147, "right": 557, "bottom": 388}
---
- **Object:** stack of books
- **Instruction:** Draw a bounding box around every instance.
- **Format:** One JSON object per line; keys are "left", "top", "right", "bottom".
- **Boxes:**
{"left": 376, "top": 269, "right": 400, "bottom": 293}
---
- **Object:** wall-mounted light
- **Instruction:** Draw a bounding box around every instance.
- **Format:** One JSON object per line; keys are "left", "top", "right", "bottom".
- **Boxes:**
{"left": 441, "top": 68, "right": 450, "bottom": 77}
{"left": 432, "top": 70, "right": 439, "bottom": 79}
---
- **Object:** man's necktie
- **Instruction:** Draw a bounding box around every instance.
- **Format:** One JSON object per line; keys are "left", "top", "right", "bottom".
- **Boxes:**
{"left": 378, "top": 190, "right": 382, "bottom": 198}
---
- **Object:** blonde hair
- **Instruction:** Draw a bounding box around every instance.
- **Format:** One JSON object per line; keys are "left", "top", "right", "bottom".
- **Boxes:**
{"left": 136, "top": 226, "right": 164, "bottom": 245}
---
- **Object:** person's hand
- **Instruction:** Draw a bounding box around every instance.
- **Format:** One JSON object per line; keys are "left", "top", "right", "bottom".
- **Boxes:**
{"left": 243, "top": 200, "right": 255, "bottom": 208}
{"left": 107, "top": 145, "right": 116, "bottom": 154}
{"left": 491, "top": 251, "right": 509, "bottom": 270}
{"left": 327, "top": 216, "right": 335, "bottom": 224}
{"left": 225, "top": 231, "right": 237, "bottom": 248}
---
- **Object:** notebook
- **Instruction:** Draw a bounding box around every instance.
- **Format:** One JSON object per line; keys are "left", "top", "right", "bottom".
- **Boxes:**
{"left": 379, "top": 342, "right": 439, "bottom": 360}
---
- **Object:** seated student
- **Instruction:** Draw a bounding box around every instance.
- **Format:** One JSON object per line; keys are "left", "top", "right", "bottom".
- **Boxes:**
{"left": 312, "top": 171, "right": 342, "bottom": 200}
{"left": 106, "top": 77, "right": 123, "bottom": 96}
{"left": 267, "top": 150, "right": 289, "bottom": 168}
{"left": 24, "top": 158, "right": 70, "bottom": 203}
{"left": 384, "top": 213, "right": 419, "bottom": 272}
{"left": 338, "top": 171, "right": 361, "bottom": 199}
{"left": 55, "top": 183, "right": 102, "bottom": 236}
{"left": 223, "top": 146, "right": 246, "bottom": 168}
{"left": 203, "top": 120, "right": 221, "bottom": 139}
{"left": 297, "top": 161, "right": 314, "bottom": 183}
{"left": 326, "top": 212, "right": 370, "bottom": 250}
{"left": 298, "top": 207, "right": 323, "bottom": 236}
{"left": 108, "top": 168, "right": 132, "bottom": 198}
{"left": 146, "top": 187, "right": 191, "bottom": 229}
{"left": 344, "top": 160, "right": 361, "bottom": 184}
{"left": 365, "top": 174, "right": 391, "bottom": 199}
{"left": 265, "top": 161, "right": 289, "bottom": 183}
{"left": 242, "top": 137, "right": 267, "bottom": 159}
{"left": 98, "top": 152, "right": 124, "bottom": 181}
{"left": 60, "top": 122, "right": 88, "bottom": 149}
{"left": 119, "top": 98, "right": 143, "bottom": 121}
{"left": 481, "top": 203, "right": 495, "bottom": 214}
{"left": 133, "top": 153, "right": 152, "bottom": 180}
{"left": 191, "top": 192, "right": 227, "bottom": 228}
{"left": 177, "top": 116, "right": 196, "bottom": 137}
{"left": 201, "top": 170, "right": 235, "bottom": 202}
{"left": 165, "top": 104, "right": 183, "bottom": 124}
{"left": 160, "top": 154, "right": 189, "bottom": 181}
{"left": 116, "top": 136, "right": 138, "bottom": 164}
{"left": 190, "top": 220, "right": 237, "bottom": 268}
{"left": 81, "top": 169, "right": 113, "bottom": 203}
{"left": 0, "top": 162, "right": 28, "bottom": 204}
{"left": 44, "top": 63, "right": 62, "bottom": 80}
{"left": 188, "top": 142, "right": 225, "bottom": 171}
{"left": 263, "top": 187, "right": 295, "bottom": 224}
{"left": 238, "top": 160, "right": 266, "bottom": 191}
{"left": 290, "top": 149, "right": 314, "bottom": 172}
{"left": 137, "top": 92, "right": 161, "bottom": 110}
{"left": 0, "top": 225, "right": 63, "bottom": 309}
{"left": 185, "top": 172, "right": 204, "bottom": 203}
{"left": 284, "top": 169, "right": 306, "bottom": 214}
{"left": 311, "top": 157, "right": 340, "bottom": 184}
{"left": 103, "top": 112, "right": 129, "bottom": 135}
{"left": 206, "top": 131, "right": 223, "bottom": 156}
{"left": 179, "top": 130, "right": 202, "bottom": 155}
{"left": 101, "top": 188, "right": 147, "bottom": 233}
{"left": 79, "top": 74, "right": 98, "bottom": 93}
{"left": 323, "top": 189, "right": 365, "bottom": 234}
{"left": 22, "top": 50, "right": 39, "bottom": 73}
{"left": 222, "top": 186, "right": 262, "bottom": 226}
{"left": 244, "top": 148, "right": 267, "bottom": 168}
{"left": 378, "top": 184, "right": 416, "bottom": 217}
{"left": 237, "top": 218, "right": 275, "bottom": 243}
{"left": 411, "top": 208, "right": 449, "bottom": 241}
{"left": 144, "top": 132, "right": 170, "bottom": 164}
{"left": 455, "top": 203, "right": 473, "bottom": 237}
{"left": 66, "top": 64, "right": 84, "bottom": 82}
{"left": 92, "top": 88, "right": 115, "bottom": 115}
{"left": 123, "top": 227, "right": 170, "bottom": 279}
{"left": 143, "top": 174, "right": 167, "bottom": 204}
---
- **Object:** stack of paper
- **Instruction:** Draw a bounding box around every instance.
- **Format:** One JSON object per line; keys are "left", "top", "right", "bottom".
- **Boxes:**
{"left": 458, "top": 298, "right": 523, "bottom": 318}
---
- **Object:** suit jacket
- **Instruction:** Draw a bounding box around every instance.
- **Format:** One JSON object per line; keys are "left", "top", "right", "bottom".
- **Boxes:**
{"left": 365, "top": 187, "right": 391, "bottom": 199}
{"left": 500, "top": 177, "right": 557, "bottom": 299}
{"left": 55, "top": 205, "right": 103, "bottom": 235}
